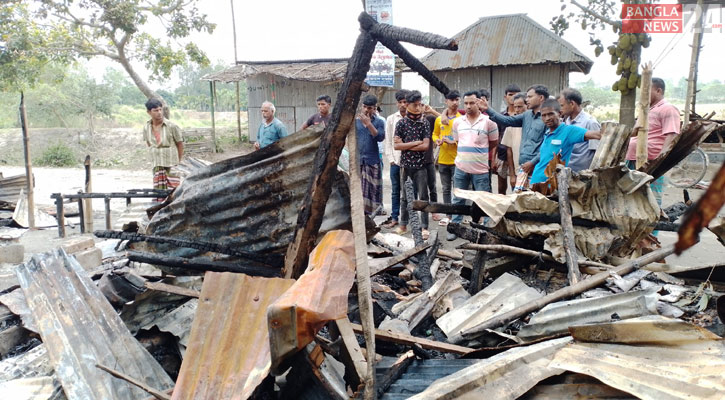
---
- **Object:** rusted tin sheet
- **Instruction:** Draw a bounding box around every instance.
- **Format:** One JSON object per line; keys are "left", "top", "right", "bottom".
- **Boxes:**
{"left": 420, "top": 14, "right": 592, "bottom": 73}
{"left": 517, "top": 289, "right": 659, "bottom": 341}
{"left": 172, "top": 272, "right": 294, "bottom": 400}
{"left": 16, "top": 249, "right": 174, "bottom": 399}
{"left": 146, "top": 125, "right": 355, "bottom": 269}
{"left": 568, "top": 315, "right": 722, "bottom": 344}
{"left": 267, "top": 230, "right": 356, "bottom": 373}
{"left": 550, "top": 335, "right": 725, "bottom": 399}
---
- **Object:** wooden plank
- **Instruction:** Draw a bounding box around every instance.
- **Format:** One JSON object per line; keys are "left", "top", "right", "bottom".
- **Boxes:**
{"left": 369, "top": 243, "right": 432, "bottom": 276}
{"left": 556, "top": 167, "right": 581, "bottom": 285}
{"left": 346, "top": 119, "right": 376, "bottom": 399}
{"left": 635, "top": 63, "right": 653, "bottom": 169}
{"left": 144, "top": 281, "right": 200, "bottom": 298}
{"left": 334, "top": 318, "right": 368, "bottom": 391}
{"left": 349, "top": 322, "right": 473, "bottom": 356}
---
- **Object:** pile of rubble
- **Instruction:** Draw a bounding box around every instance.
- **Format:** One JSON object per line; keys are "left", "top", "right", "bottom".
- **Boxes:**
{"left": 2, "top": 11, "right": 725, "bottom": 400}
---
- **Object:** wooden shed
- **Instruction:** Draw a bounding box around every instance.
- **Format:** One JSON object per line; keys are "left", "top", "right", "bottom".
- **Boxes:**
{"left": 203, "top": 59, "right": 401, "bottom": 141}
{"left": 421, "top": 14, "right": 593, "bottom": 109}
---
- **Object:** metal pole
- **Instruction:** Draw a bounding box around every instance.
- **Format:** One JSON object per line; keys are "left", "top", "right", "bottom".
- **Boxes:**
{"left": 19, "top": 92, "right": 35, "bottom": 229}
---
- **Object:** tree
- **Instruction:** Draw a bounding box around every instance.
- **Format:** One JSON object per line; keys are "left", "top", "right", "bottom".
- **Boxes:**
{"left": 551, "top": 0, "right": 653, "bottom": 127}
{"left": 0, "top": 1, "right": 69, "bottom": 92}
{"left": 25, "top": 0, "right": 215, "bottom": 105}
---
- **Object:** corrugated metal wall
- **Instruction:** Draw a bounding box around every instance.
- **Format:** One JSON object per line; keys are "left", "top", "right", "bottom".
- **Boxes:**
{"left": 247, "top": 72, "right": 401, "bottom": 141}
{"left": 428, "top": 64, "right": 570, "bottom": 111}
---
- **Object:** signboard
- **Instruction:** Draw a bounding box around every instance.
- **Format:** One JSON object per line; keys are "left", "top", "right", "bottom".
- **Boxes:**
{"left": 365, "top": 0, "right": 395, "bottom": 87}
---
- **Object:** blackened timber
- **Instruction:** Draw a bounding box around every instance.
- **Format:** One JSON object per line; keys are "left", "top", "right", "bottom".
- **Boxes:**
{"left": 448, "top": 222, "right": 539, "bottom": 249}
{"left": 557, "top": 167, "right": 581, "bottom": 285}
{"left": 373, "top": 34, "right": 451, "bottom": 96}
{"left": 127, "top": 251, "right": 280, "bottom": 277}
{"left": 95, "top": 230, "right": 279, "bottom": 266}
{"left": 284, "top": 20, "right": 378, "bottom": 279}
{"left": 359, "top": 12, "right": 458, "bottom": 50}
{"left": 405, "top": 178, "right": 432, "bottom": 290}
{"left": 412, "top": 200, "right": 469, "bottom": 215}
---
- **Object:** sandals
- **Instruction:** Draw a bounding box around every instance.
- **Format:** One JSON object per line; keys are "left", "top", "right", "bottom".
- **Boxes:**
{"left": 422, "top": 229, "right": 430, "bottom": 240}
{"left": 438, "top": 217, "right": 450, "bottom": 226}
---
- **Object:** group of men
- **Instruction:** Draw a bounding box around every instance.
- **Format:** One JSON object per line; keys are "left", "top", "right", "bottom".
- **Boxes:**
{"left": 141, "top": 77, "right": 680, "bottom": 236}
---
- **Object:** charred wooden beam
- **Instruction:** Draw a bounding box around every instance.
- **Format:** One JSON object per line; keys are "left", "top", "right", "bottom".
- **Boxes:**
{"left": 375, "top": 36, "right": 450, "bottom": 96}
{"left": 127, "top": 251, "right": 280, "bottom": 277}
{"left": 359, "top": 12, "right": 457, "bottom": 50}
{"left": 284, "top": 17, "right": 378, "bottom": 279}
{"left": 370, "top": 243, "right": 432, "bottom": 276}
{"left": 557, "top": 167, "right": 581, "bottom": 285}
{"left": 95, "top": 230, "right": 280, "bottom": 266}
{"left": 448, "top": 222, "right": 540, "bottom": 250}
{"left": 405, "top": 178, "right": 432, "bottom": 290}
{"left": 376, "top": 350, "right": 415, "bottom": 398}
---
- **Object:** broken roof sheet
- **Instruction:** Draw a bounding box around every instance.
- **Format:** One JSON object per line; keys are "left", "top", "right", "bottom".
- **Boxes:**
{"left": 420, "top": 14, "right": 593, "bottom": 73}
{"left": 172, "top": 272, "right": 294, "bottom": 399}
{"left": 146, "top": 126, "right": 356, "bottom": 268}
{"left": 16, "top": 249, "right": 174, "bottom": 399}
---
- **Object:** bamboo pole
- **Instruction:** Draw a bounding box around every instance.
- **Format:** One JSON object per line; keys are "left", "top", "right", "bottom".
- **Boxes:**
{"left": 209, "top": 81, "right": 217, "bottom": 153}
{"left": 635, "top": 62, "right": 653, "bottom": 169}
{"left": 346, "top": 122, "right": 376, "bottom": 399}
{"left": 683, "top": 0, "right": 704, "bottom": 129}
{"left": 449, "top": 244, "right": 676, "bottom": 344}
{"left": 460, "top": 243, "right": 614, "bottom": 269}
{"left": 19, "top": 92, "right": 35, "bottom": 229}
{"left": 83, "top": 155, "right": 93, "bottom": 233}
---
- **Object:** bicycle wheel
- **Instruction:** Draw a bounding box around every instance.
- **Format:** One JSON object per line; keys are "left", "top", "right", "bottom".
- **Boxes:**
{"left": 665, "top": 147, "right": 709, "bottom": 188}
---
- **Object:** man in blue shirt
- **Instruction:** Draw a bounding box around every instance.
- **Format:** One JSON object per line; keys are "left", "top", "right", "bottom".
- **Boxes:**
{"left": 558, "top": 88, "right": 600, "bottom": 172}
{"left": 255, "top": 101, "right": 289, "bottom": 150}
{"left": 479, "top": 84, "right": 549, "bottom": 176}
{"left": 356, "top": 94, "right": 386, "bottom": 216}
{"left": 530, "top": 99, "right": 601, "bottom": 185}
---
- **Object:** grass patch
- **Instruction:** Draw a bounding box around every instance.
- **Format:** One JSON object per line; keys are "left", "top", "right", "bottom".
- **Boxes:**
{"left": 35, "top": 142, "right": 77, "bottom": 167}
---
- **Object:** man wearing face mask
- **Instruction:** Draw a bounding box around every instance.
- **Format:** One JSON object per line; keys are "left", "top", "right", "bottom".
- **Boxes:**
{"left": 356, "top": 94, "right": 386, "bottom": 216}
{"left": 394, "top": 90, "right": 431, "bottom": 239}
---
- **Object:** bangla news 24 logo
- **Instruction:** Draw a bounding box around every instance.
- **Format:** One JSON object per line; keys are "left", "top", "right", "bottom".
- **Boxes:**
{"left": 621, "top": 2, "right": 724, "bottom": 34}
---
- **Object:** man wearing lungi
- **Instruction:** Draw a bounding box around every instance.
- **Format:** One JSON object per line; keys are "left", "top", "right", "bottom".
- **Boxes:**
{"left": 356, "top": 94, "right": 386, "bottom": 216}
{"left": 143, "top": 98, "right": 184, "bottom": 200}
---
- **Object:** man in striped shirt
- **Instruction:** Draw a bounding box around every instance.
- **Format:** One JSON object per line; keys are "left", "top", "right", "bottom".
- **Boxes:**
{"left": 448, "top": 91, "right": 499, "bottom": 241}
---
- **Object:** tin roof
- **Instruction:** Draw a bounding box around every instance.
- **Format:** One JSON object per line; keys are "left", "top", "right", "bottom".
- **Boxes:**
{"left": 202, "top": 59, "right": 350, "bottom": 83}
{"left": 420, "top": 14, "right": 593, "bottom": 73}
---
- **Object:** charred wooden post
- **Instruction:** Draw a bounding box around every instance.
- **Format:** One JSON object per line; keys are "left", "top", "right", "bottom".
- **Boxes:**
{"left": 54, "top": 194, "right": 66, "bottom": 237}
{"left": 284, "top": 12, "right": 457, "bottom": 280}
{"left": 405, "top": 178, "right": 433, "bottom": 290}
{"left": 77, "top": 192, "right": 85, "bottom": 234}
{"left": 556, "top": 167, "right": 581, "bottom": 285}
{"left": 284, "top": 20, "right": 378, "bottom": 279}
{"left": 104, "top": 196, "right": 112, "bottom": 230}
{"left": 468, "top": 238, "right": 489, "bottom": 295}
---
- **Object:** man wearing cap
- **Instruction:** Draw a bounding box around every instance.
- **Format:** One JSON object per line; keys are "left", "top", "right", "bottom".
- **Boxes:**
{"left": 356, "top": 94, "right": 386, "bottom": 216}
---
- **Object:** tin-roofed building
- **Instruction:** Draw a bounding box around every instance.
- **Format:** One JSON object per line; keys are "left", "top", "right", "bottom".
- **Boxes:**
{"left": 203, "top": 59, "right": 401, "bottom": 141}
{"left": 421, "top": 14, "right": 593, "bottom": 109}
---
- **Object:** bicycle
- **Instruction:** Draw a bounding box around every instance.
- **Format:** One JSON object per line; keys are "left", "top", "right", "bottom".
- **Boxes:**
{"left": 664, "top": 146, "right": 709, "bottom": 188}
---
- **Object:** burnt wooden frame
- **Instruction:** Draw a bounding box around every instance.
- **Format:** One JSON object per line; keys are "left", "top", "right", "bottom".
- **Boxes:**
{"left": 283, "top": 12, "right": 457, "bottom": 278}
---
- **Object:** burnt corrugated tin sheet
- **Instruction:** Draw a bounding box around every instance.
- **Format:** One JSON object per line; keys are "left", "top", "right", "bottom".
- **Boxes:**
{"left": 420, "top": 14, "right": 593, "bottom": 73}
{"left": 16, "top": 249, "right": 174, "bottom": 399}
{"left": 377, "top": 358, "right": 482, "bottom": 400}
{"left": 146, "top": 125, "right": 355, "bottom": 268}
{"left": 172, "top": 272, "right": 294, "bottom": 400}
{"left": 517, "top": 289, "right": 659, "bottom": 341}
{"left": 202, "top": 60, "right": 349, "bottom": 83}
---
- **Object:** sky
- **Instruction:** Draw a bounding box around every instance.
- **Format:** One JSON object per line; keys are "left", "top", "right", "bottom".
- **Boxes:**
{"left": 92, "top": 0, "right": 723, "bottom": 92}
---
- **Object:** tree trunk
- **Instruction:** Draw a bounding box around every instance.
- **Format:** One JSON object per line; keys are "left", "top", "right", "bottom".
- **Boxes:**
{"left": 618, "top": 90, "right": 636, "bottom": 128}
{"left": 117, "top": 52, "right": 168, "bottom": 117}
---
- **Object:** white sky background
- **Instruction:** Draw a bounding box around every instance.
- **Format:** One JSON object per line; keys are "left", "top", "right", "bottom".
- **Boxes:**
{"left": 89, "top": 0, "right": 722, "bottom": 94}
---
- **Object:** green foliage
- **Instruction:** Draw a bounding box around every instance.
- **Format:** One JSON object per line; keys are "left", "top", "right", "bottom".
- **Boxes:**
{"left": 35, "top": 142, "right": 77, "bottom": 167}
{"left": 173, "top": 62, "right": 247, "bottom": 112}
{"left": 10, "top": 0, "right": 217, "bottom": 100}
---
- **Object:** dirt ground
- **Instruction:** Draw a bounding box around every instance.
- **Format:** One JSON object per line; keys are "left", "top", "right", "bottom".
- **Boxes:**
{"left": 2, "top": 154, "right": 723, "bottom": 268}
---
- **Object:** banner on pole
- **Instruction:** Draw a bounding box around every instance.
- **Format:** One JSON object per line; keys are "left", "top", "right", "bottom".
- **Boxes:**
{"left": 365, "top": 0, "right": 395, "bottom": 87}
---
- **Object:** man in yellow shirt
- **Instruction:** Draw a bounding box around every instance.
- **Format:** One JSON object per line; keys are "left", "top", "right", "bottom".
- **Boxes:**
{"left": 432, "top": 90, "right": 461, "bottom": 223}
